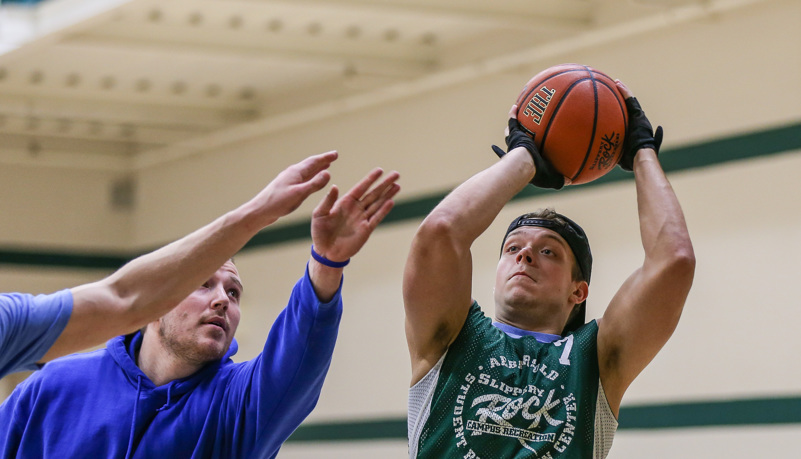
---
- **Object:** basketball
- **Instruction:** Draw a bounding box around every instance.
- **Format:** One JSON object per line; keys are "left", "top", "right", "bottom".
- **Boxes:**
{"left": 514, "top": 64, "right": 628, "bottom": 185}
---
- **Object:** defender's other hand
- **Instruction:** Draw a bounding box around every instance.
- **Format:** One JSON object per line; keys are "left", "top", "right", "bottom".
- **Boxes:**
{"left": 247, "top": 151, "right": 338, "bottom": 227}
{"left": 311, "top": 168, "right": 400, "bottom": 263}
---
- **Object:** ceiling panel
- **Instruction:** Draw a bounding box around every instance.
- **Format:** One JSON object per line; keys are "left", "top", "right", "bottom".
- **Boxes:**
{"left": 0, "top": 0, "right": 769, "bottom": 170}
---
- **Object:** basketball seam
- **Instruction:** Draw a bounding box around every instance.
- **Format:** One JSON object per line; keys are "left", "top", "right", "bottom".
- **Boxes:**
{"left": 540, "top": 77, "right": 589, "bottom": 164}
{"left": 569, "top": 66, "right": 600, "bottom": 181}
{"left": 594, "top": 77, "right": 629, "bottom": 166}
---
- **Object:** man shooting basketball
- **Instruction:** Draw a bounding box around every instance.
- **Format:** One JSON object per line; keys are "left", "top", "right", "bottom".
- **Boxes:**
{"left": 405, "top": 81, "right": 694, "bottom": 458}
{"left": 0, "top": 152, "right": 400, "bottom": 458}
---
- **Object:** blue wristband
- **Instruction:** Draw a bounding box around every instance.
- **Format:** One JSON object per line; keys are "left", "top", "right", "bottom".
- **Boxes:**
{"left": 311, "top": 245, "right": 350, "bottom": 268}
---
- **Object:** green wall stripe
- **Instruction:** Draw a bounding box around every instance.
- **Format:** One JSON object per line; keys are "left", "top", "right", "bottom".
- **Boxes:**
{"left": 286, "top": 395, "right": 801, "bottom": 443}
{"left": 2, "top": 122, "right": 800, "bottom": 268}
{"left": 618, "top": 395, "right": 801, "bottom": 429}
{"left": 661, "top": 123, "right": 801, "bottom": 173}
{"left": 0, "top": 249, "right": 131, "bottom": 269}
{"left": 244, "top": 220, "right": 311, "bottom": 249}
{"left": 288, "top": 419, "right": 408, "bottom": 443}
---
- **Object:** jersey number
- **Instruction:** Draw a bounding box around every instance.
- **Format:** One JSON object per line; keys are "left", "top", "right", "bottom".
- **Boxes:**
{"left": 553, "top": 335, "right": 574, "bottom": 366}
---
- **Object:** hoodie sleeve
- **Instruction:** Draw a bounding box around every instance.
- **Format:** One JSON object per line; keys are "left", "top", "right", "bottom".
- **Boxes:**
{"left": 0, "top": 290, "right": 73, "bottom": 378}
{"left": 227, "top": 262, "right": 343, "bottom": 457}
{"left": 0, "top": 381, "right": 27, "bottom": 457}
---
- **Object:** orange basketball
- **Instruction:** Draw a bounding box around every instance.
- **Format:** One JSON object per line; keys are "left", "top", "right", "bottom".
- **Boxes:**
{"left": 515, "top": 64, "right": 627, "bottom": 185}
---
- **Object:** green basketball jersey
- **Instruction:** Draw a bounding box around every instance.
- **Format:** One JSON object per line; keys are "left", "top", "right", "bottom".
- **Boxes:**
{"left": 409, "top": 302, "right": 617, "bottom": 458}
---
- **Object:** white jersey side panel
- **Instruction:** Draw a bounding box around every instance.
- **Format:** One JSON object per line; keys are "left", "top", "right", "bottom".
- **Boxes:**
{"left": 593, "top": 380, "right": 618, "bottom": 458}
{"left": 407, "top": 353, "right": 446, "bottom": 458}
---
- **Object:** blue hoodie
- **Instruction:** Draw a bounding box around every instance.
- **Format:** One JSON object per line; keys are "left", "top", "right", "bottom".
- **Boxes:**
{"left": 0, "top": 267, "right": 342, "bottom": 459}
{"left": 0, "top": 290, "right": 73, "bottom": 378}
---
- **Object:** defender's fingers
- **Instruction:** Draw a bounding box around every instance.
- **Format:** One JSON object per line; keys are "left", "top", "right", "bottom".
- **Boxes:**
{"left": 313, "top": 185, "right": 339, "bottom": 217}
{"left": 295, "top": 151, "right": 338, "bottom": 181}
{"left": 367, "top": 198, "right": 397, "bottom": 227}
{"left": 344, "top": 168, "right": 384, "bottom": 200}
{"left": 365, "top": 183, "right": 400, "bottom": 217}
{"left": 361, "top": 171, "right": 400, "bottom": 207}
{"left": 298, "top": 170, "right": 331, "bottom": 197}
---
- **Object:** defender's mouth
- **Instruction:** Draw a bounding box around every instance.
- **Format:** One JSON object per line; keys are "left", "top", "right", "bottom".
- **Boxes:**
{"left": 204, "top": 316, "right": 227, "bottom": 331}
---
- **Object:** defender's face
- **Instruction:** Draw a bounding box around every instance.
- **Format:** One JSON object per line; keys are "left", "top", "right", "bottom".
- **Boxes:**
{"left": 157, "top": 260, "right": 243, "bottom": 365}
{"left": 494, "top": 227, "right": 579, "bottom": 309}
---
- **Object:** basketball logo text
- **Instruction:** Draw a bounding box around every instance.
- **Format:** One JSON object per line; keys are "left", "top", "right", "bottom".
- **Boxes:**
{"left": 523, "top": 86, "right": 556, "bottom": 125}
{"left": 590, "top": 132, "right": 622, "bottom": 171}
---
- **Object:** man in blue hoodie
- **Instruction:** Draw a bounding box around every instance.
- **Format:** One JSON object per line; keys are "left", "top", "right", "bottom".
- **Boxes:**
{"left": 0, "top": 151, "right": 348, "bottom": 380}
{"left": 0, "top": 151, "right": 400, "bottom": 458}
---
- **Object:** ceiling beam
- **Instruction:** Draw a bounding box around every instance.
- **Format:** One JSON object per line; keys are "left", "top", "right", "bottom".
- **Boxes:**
{"left": 61, "top": 33, "right": 433, "bottom": 80}
{"left": 0, "top": 136, "right": 134, "bottom": 171}
{"left": 0, "top": 92, "right": 254, "bottom": 127}
{"left": 0, "top": 114, "right": 200, "bottom": 145}
{"left": 85, "top": 20, "right": 438, "bottom": 63}
{"left": 220, "top": 0, "right": 591, "bottom": 32}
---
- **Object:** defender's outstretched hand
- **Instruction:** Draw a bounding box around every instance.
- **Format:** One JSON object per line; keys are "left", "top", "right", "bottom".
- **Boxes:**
{"left": 311, "top": 168, "right": 400, "bottom": 263}
{"left": 245, "top": 151, "right": 338, "bottom": 227}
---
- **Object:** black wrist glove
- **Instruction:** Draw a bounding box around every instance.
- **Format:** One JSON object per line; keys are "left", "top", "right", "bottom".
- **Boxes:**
{"left": 619, "top": 97, "right": 664, "bottom": 171}
{"left": 491, "top": 118, "right": 564, "bottom": 190}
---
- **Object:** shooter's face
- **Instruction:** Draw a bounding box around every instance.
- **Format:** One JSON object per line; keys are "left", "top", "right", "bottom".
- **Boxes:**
{"left": 494, "top": 227, "right": 580, "bottom": 311}
{"left": 157, "top": 260, "right": 243, "bottom": 365}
